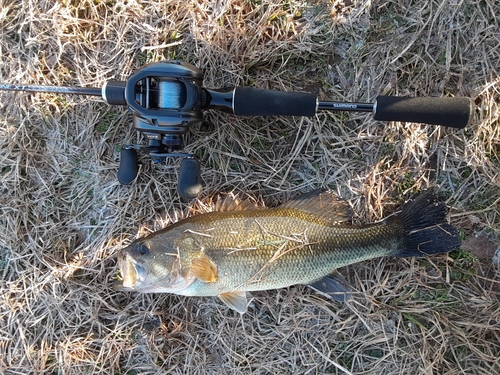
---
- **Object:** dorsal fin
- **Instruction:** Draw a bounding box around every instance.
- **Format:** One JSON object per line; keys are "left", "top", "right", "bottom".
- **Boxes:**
{"left": 279, "top": 189, "right": 353, "bottom": 225}
{"left": 213, "top": 192, "right": 263, "bottom": 212}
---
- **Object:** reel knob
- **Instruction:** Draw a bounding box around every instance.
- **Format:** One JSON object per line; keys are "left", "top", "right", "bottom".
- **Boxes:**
{"left": 178, "top": 158, "right": 202, "bottom": 199}
{"left": 118, "top": 148, "right": 139, "bottom": 184}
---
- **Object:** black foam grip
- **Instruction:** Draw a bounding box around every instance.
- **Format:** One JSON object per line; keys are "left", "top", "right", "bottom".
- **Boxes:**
{"left": 178, "top": 158, "right": 202, "bottom": 199}
{"left": 118, "top": 148, "right": 138, "bottom": 184}
{"left": 374, "top": 96, "right": 473, "bottom": 128}
{"left": 233, "top": 87, "right": 317, "bottom": 116}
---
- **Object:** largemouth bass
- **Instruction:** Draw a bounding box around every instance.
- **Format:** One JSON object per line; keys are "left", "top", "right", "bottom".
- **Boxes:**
{"left": 117, "top": 189, "right": 460, "bottom": 313}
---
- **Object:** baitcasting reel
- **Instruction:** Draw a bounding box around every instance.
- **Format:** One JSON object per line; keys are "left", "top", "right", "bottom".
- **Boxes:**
{"left": 0, "top": 60, "right": 473, "bottom": 198}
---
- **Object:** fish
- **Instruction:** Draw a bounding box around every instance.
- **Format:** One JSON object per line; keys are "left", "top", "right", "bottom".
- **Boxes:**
{"left": 116, "top": 189, "right": 461, "bottom": 313}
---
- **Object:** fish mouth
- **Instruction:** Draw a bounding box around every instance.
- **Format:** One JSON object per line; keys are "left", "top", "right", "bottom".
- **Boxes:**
{"left": 115, "top": 248, "right": 196, "bottom": 294}
{"left": 117, "top": 250, "right": 147, "bottom": 289}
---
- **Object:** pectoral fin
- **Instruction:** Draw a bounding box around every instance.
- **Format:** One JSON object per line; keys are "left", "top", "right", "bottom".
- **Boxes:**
{"left": 308, "top": 271, "right": 353, "bottom": 302}
{"left": 191, "top": 256, "right": 218, "bottom": 283}
{"left": 219, "top": 290, "right": 250, "bottom": 313}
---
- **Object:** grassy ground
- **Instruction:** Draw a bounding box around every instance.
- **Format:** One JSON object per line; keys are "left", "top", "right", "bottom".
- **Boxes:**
{"left": 0, "top": 0, "right": 499, "bottom": 374}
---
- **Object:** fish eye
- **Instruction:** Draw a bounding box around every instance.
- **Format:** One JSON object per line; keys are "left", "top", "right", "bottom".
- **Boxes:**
{"left": 132, "top": 242, "right": 150, "bottom": 256}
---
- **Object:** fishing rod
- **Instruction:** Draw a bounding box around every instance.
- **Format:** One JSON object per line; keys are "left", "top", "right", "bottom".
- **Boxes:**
{"left": 0, "top": 60, "right": 473, "bottom": 198}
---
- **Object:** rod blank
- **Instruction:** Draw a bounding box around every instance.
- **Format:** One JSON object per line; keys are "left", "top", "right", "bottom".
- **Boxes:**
{"left": 0, "top": 83, "right": 102, "bottom": 97}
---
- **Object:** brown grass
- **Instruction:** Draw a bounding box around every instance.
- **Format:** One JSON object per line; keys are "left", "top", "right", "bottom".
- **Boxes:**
{"left": 1, "top": 0, "right": 499, "bottom": 374}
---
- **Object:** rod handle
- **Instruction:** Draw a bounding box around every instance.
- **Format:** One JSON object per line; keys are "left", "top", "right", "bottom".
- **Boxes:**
{"left": 233, "top": 87, "right": 317, "bottom": 116}
{"left": 374, "top": 96, "right": 473, "bottom": 128}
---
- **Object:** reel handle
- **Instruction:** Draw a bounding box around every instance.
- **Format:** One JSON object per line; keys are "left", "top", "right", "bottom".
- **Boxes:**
{"left": 117, "top": 148, "right": 138, "bottom": 184}
{"left": 374, "top": 96, "right": 473, "bottom": 129}
{"left": 178, "top": 158, "right": 202, "bottom": 199}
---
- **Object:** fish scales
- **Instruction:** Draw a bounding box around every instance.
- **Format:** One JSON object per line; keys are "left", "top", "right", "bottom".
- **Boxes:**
{"left": 176, "top": 209, "right": 404, "bottom": 296}
{"left": 116, "top": 189, "right": 460, "bottom": 313}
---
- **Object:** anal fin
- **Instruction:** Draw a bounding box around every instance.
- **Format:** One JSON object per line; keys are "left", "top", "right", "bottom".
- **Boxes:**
{"left": 308, "top": 271, "right": 353, "bottom": 302}
{"left": 219, "top": 290, "right": 250, "bottom": 313}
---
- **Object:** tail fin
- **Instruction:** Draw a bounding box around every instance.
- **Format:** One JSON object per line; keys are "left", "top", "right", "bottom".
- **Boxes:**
{"left": 389, "top": 189, "right": 461, "bottom": 257}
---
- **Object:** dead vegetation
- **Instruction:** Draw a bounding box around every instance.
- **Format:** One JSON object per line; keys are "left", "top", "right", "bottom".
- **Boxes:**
{"left": 0, "top": 0, "right": 499, "bottom": 374}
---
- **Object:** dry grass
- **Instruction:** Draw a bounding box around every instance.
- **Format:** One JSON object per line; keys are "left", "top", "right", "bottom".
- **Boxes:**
{"left": 1, "top": 0, "right": 499, "bottom": 374}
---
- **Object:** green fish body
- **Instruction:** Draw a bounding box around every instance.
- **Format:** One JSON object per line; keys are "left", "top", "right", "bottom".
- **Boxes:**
{"left": 117, "top": 190, "right": 460, "bottom": 313}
